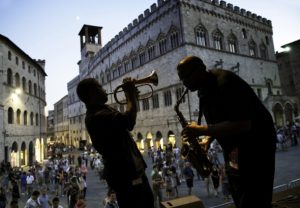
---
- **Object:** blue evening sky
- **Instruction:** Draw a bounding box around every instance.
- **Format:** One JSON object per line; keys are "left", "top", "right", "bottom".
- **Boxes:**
{"left": 0, "top": 0, "right": 299, "bottom": 111}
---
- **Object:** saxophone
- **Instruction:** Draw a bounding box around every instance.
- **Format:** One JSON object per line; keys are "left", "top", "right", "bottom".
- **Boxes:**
{"left": 174, "top": 88, "right": 213, "bottom": 178}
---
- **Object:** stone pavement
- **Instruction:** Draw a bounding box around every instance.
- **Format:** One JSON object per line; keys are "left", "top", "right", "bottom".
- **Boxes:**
{"left": 10, "top": 144, "right": 300, "bottom": 208}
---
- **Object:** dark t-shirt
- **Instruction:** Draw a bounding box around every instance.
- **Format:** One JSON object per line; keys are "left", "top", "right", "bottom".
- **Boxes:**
{"left": 85, "top": 104, "right": 146, "bottom": 185}
{"left": 199, "top": 69, "right": 276, "bottom": 176}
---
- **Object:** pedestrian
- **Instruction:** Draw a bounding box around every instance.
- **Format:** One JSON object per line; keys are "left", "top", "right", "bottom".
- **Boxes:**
{"left": 51, "top": 197, "right": 63, "bottom": 208}
{"left": 176, "top": 56, "right": 276, "bottom": 208}
{"left": 151, "top": 165, "right": 164, "bottom": 208}
{"left": 76, "top": 77, "right": 154, "bottom": 208}
{"left": 10, "top": 180, "right": 20, "bottom": 203}
{"left": 26, "top": 172, "right": 34, "bottom": 197}
{"left": 0, "top": 187, "right": 7, "bottom": 208}
{"left": 9, "top": 200, "right": 18, "bottom": 208}
{"left": 104, "top": 189, "right": 119, "bottom": 208}
{"left": 38, "top": 187, "right": 52, "bottom": 208}
{"left": 182, "top": 162, "right": 194, "bottom": 195}
{"left": 20, "top": 172, "right": 27, "bottom": 195}
{"left": 24, "top": 190, "right": 40, "bottom": 208}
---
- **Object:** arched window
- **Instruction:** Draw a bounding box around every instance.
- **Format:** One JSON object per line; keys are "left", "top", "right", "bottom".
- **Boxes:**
{"left": 228, "top": 33, "right": 238, "bottom": 53}
{"left": 266, "top": 80, "right": 273, "bottom": 95}
{"left": 249, "top": 39, "right": 257, "bottom": 57}
{"left": 157, "top": 33, "right": 167, "bottom": 55}
{"left": 8, "top": 107, "right": 14, "bottom": 124}
{"left": 8, "top": 51, "right": 12, "bottom": 60}
{"left": 260, "top": 43, "right": 268, "bottom": 59}
{"left": 23, "top": 111, "right": 28, "bottom": 125}
{"left": 212, "top": 29, "right": 223, "bottom": 50}
{"left": 242, "top": 28, "right": 247, "bottom": 39}
{"left": 16, "top": 109, "right": 21, "bottom": 124}
{"left": 30, "top": 112, "right": 34, "bottom": 125}
{"left": 35, "top": 113, "right": 39, "bottom": 126}
{"left": 7, "top": 68, "right": 13, "bottom": 86}
{"left": 15, "top": 73, "right": 20, "bottom": 88}
{"left": 28, "top": 80, "right": 32, "bottom": 94}
{"left": 34, "top": 83, "right": 37, "bottom": 96}
{"left": 195, "top": 24, "right": 208, "bottom": 46}
{"left": 22, "top": 77, "right": 26, "bottom": 92}
{"left": 170, "top": 30, "right": 179, "bottom": 49}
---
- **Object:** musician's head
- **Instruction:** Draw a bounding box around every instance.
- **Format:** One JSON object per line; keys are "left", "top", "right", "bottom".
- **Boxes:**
{"left": 177, "top": 56, "right": 209, "bottom": 91}
{"left": 77, "top": 78, "right": 108, "bottom": 106}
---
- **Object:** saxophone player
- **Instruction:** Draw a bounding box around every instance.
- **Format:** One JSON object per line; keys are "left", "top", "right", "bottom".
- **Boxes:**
{"left": 176, "top": 56, "right": 276, "bottom": 208}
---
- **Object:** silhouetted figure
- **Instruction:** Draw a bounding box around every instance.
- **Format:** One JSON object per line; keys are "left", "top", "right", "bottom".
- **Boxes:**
{"left": 177, "top": 56, "right": 276, "bottom": 208}
{"left": 76, "top": 77, "right": 154, "bottom": 208}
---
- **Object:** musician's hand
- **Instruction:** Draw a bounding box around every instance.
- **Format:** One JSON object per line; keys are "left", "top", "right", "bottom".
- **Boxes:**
{"left": 122, "top": 77, "right": 137, "bottom": 98}
{"left": 182, "top": 122, "right": 203, "bottom": 140}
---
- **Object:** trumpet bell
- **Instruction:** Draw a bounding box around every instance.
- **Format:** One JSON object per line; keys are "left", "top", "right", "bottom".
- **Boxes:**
{"left": 112, "top": 70, "right": 159, "bottom": 105}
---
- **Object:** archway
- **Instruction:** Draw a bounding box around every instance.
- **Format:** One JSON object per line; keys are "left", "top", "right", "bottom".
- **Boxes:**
{"left": 20, "top": 142, "right": 26, "bottom": 166}
{"left": 273, "top": 103, "right": 284, "bottom": 127}
{"left": 155, "top": 131, "right": 163, "bottom": 150}
{"left": 136, "top": 132, "right": 143, "bottom": 151}
{"left": 285, "top": 103, "right": 293, "bottom": 125}
{"left": 35, "top": 139, "right": 41, "bottom": 163}
{"left": 145, "top": 132, "right": 153, "bottom": 150}
{"left": 10, "top": 142, "right": 19, "bottom": 167}
{"left": 28, "top": 141, "right": 34, "bottom": 166}
{"left": 167, "top": 130, "right": 176, "bottom": 148}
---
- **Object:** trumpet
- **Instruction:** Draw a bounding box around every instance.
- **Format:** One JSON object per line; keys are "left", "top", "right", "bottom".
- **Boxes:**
{"left": 107, "top": 70, "right": 158, "bottom": 105}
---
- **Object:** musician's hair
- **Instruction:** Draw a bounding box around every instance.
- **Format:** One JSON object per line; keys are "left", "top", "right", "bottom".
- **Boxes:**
{"left": 76, "top": 78, "right": 99, "bottom": 103}
{"left": 177, "top": 56, "right": 206, "bottom": 72}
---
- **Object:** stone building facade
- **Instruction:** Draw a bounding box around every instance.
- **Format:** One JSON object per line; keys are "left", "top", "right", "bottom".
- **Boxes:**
{"left": 67, "top": 0, "right": 295, "bottom": 151}
{"left": 53, "top": 95, "right": 70, "bottom": 146}
{"left": 0, "top": 34, "right": 47, "bottom": 166}
{"left": 276, "top": 40, "right": 300, "bottom": 125}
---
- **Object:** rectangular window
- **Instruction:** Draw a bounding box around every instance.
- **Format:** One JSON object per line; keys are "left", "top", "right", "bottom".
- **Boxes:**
{"left": 148, "top": 45, "right": 156, "bottom": 60}
{"left": 152, "top": 94, "right": 159, "bottom": 109}
{"left": 170, "top": 32, "right": 179, "bottom": 48}
{"left": 131, "top": 56, "right": 138, "bottom": 69}
{"left": 159, "top": 39, "right": 167, "bottom": 54}
{"left": 142, "top": 98, "right": 150, "bottom": 111}
{"left": 164, "top": 90, "right": 172, "bottom": 107}
{"left": 124, "top": 61, "right": 130, "bottom": 72}
{"left": 229, "top": 42, "right": 236, "bottom": 53}
{"left": 139, "top": 52, "right": 146, "bottom": 65}
{"left": 196, "top": 31, "right": 206, "bottom": 46}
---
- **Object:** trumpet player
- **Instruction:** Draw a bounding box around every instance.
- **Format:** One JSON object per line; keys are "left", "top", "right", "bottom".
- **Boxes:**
{"left": 176, "top": 56, "right": 276, "bottom": 208}
{"left": 76, "top": 77, "right": 154, "bottom": 208}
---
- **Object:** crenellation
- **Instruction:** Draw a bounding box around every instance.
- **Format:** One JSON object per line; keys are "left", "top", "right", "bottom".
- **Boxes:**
{"left": 212, "top": 0, "right": 219, "bottom": 5}
{"left": 251, "top": 13, "right": 257, "bottom": 19}
{"left": 158, "top": 0, "right": 164, "bottom": 6}
{"left": 240, "top": 8, "right": 246, "bottom": 16}
{"left": 128, "top": 23, "right": 133, "bottom": 30}
{"left": 267, "top": 20, "right": 272, "bottom": 26}
{"left": 233, "top": 6, "right": 239, "bottom": 13}
{"left": 151, "top": 3, "right": 157, "bottom": 12}
{"left": 246, "top": 11, "right": 252, "bottom": 17}
{"left": 123, "top": 27, "right": 128, "bottom": 34}
{"left": 144, "top": 9, "right": 150, "bottom": 17}
{"left": 138, "top": 14, "right": 144, "bottom": 21}
{"left": 220, "top": 1, "right": 226, "bottom": 8}
{"left": 226, "top": 3, "right": 233, "bottom": 10}
{"left": 133, "top": 18, "right": 138, "bottom": 26}
{"left": 262, "top": 18, "right": 267, "bottom": 24}
{"left": 257, "top": 15, "right": 262, "bottom": 22}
